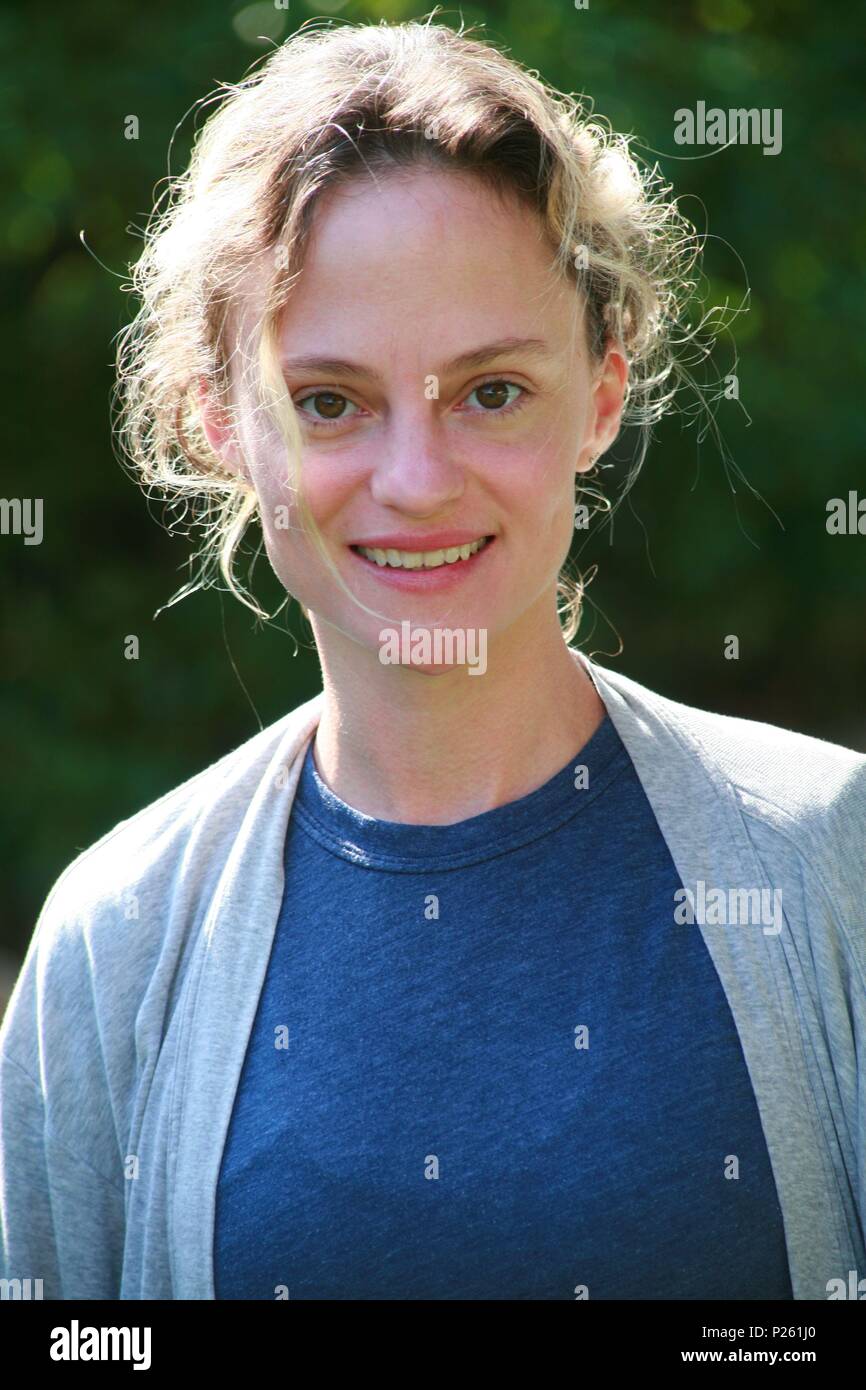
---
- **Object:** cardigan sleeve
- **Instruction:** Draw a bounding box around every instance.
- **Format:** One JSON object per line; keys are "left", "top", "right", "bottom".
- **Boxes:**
{"left": 0, "top": 870, "right": 128, "bottom": 1300}
{"left": 0, "top": 1050, "right": 125, "bottom": 1299}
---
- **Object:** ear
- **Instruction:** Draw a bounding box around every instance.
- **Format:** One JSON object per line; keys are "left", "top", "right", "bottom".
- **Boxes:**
{"left": 576, "top": 344, "right": 629, "bottom": 473}
{"left": 196, "top": 377, "right": 249, "bottom": 481}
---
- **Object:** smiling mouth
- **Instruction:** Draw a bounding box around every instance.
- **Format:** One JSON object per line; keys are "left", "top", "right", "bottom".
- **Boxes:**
{"left": 349, "top": 536, "right": 495, "bottom": 570}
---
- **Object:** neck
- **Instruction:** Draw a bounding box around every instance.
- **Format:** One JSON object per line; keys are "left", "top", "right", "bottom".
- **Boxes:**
{"left": 309, "top": 596, "right": 606, "bottom": 824}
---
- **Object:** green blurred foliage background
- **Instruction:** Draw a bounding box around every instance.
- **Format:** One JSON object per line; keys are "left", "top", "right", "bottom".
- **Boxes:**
{"left": 1, "top": 0, "right": 864, "bottom": 963}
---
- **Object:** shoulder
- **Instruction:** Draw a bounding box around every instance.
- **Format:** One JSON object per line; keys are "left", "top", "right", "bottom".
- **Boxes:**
{"left": 41, "top": 695, "right": 319, "bottom": 927}
{"left": 614, "top": 668, "right": 866, "bottom": 921}
{"left": 594, "top": 659, "right": 866, "bottom": 821}
{"left": 3, "top": 694, "right": 322, "bottom": 1057}
{"left": 685, "top": 698, "right": 864, "bottom": 900}
{"left": 657, "top": 683, "right": 865, "bottom": 826}
{"left": 589, "top": 657, "right": 865, "bottom": 900}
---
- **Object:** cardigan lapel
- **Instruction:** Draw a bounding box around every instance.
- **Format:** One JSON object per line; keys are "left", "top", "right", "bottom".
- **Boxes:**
{"left": 575, "top": 651, "right": 859, "bottom": 1298}
{"left": 170, "top": 696, "right": 323, "bottom": 1298}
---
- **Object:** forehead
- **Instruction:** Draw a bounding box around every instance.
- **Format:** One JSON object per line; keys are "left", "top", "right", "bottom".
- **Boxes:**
{"left": 299, "top": 167, "right": 562, "bottom": 302}
{"left": 230, "top": 167, "right": 581, "bottom": 372}
{"left": 306, "top": 166, "right": 550, "bottom": 257}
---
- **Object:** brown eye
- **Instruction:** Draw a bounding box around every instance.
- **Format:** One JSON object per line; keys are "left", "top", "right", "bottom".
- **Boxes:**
{"left": 294, "top": 391, "right": 364, "bottom": 428}
{"left": 475, "top": 381, "right": 511, "bottom": 410}
{"left": 299, "top": 391, "right": 350, "bottom": 420}
{"left": 464, "top": 380, "right": 525, "bottom": 414}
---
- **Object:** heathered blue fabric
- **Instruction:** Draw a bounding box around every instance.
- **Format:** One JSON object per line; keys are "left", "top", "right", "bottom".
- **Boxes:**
{"left": 214, "top": 714, "right": 793, "bottom": 1300}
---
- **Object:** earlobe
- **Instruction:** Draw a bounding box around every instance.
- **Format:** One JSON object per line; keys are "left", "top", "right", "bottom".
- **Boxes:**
{"left": 196, "top": 377, "right": 248, "bottom": 481}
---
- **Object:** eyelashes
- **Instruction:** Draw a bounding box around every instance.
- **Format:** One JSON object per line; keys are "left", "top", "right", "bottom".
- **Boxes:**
{"left": 461, "top": 380, "right": 527, "bottom": 416}
{"left": 293, "top": 377, "right": 532, "bottom": 431}
{"left": 294, "top": 391, "right": 364, "bottom": 428}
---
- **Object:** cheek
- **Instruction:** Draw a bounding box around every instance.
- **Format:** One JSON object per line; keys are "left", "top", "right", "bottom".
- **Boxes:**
{"left": 508, "top": 449, "right": 579, "bottom": 573}
{"left": 487, "top": 439, "right": 576, "bottom": 536}
{"left": 251, "top": 444, "right": 357, "bottom": 568}
{"left": 249, "top": 459, "right": 301, "bottom": 559}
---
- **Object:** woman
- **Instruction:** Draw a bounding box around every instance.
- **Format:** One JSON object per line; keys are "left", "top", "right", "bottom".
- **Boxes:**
{"left": 1, "top": 18, "right": 863, "bottom": 1302}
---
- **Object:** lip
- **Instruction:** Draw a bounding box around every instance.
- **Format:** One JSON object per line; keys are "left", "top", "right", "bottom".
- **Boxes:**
{"left": 347, "top": 534, "right": 497, "bottom": 591}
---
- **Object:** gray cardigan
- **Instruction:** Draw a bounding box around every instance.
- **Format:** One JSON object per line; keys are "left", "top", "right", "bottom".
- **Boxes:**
{"left": 1, "top": 648, "right": 864, "bottom": 1299}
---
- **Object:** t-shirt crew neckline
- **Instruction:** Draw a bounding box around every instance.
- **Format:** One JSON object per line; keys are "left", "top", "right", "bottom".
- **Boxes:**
{"left": 289, "top": 712, "right": 628, "bottom": 872}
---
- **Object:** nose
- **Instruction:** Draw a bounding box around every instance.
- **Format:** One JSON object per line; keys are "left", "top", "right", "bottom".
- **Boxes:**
{"left": 368, "top": 402, "right": 465, "bottom": 516}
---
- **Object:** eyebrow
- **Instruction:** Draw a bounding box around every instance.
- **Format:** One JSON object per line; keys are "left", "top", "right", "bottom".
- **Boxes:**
{"left": 279, "top": 337, "right": 553, "bottom": 384}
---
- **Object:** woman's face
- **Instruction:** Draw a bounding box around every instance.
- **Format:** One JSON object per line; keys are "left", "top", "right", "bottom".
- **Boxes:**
{"left": 214, "top": 168, "right": 626, "bottom": 665}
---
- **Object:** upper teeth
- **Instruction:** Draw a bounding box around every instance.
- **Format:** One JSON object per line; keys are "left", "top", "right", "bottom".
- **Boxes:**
{"left": 355, "top": 537, "right": 489, "bottom": 568}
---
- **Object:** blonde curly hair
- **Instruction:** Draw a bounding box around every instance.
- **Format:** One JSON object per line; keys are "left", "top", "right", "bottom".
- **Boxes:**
{"left": 113, "top": 13, "right": 704, "bottom": 642}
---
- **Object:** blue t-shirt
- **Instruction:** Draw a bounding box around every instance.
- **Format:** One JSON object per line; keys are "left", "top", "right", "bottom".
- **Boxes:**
{"left": 214, "top": 713, "right": 793, "bottom": 1300}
